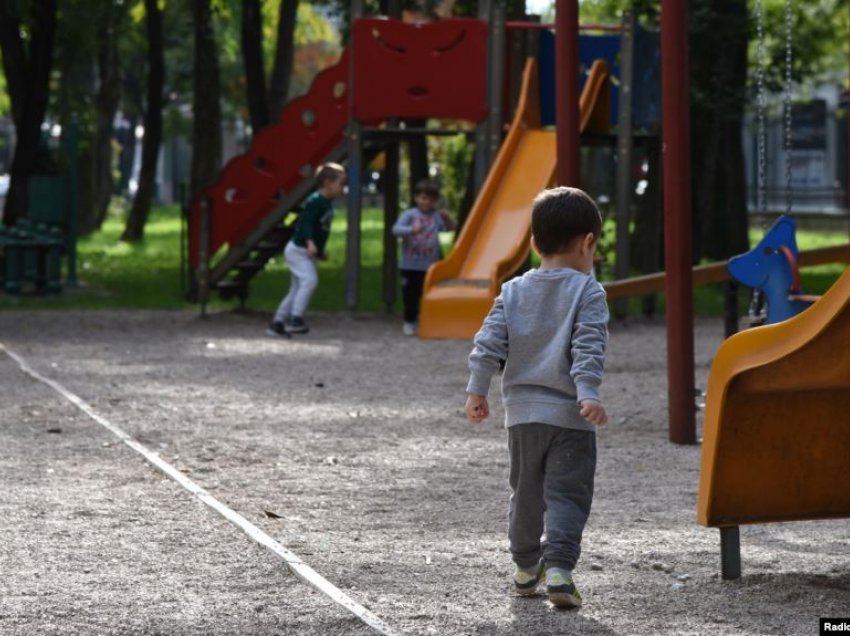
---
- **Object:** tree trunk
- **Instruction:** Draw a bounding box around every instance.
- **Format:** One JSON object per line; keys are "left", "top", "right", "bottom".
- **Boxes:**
{"left": 0, "top": 0, "right": 58, "bottom": 226}
{"left": 77, "top": 144, "right": 97, "bottom": 235}
{"left": 93, "top": 7, "right": 122, "bottom": 229}
{"left": 122, "top": 0, "right": 165, "bottom": 242}
{"left": 241, "top": 0, "right": 269, "bottom": 132}
{"left": 456, "top": 150, "right": 477, "bottom": 231}
{"left": 689, "top": 0, "right": 750, "bottom": 262}
{"left": 268, "top": 0, "right": 298, "bottom": 121}
{"left": 190, "top": 0, "right": 222, "bottom": 201}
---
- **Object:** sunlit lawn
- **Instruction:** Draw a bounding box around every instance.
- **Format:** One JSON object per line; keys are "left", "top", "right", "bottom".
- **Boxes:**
{"left": 0, "top": 205, "right": 394, "bottom": 313}
{"left": 1, "top": 204, "right": 848, "bottom": 317}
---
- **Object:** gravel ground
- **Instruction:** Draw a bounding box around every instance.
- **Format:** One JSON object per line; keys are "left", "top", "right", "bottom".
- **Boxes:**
{"left": 0, "top": 309, "right": 847, "bottom": 636}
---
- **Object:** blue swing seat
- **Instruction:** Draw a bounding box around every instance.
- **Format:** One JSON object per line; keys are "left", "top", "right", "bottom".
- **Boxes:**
{"left": 727, "top": 215, "right": 815, "bottom": 324}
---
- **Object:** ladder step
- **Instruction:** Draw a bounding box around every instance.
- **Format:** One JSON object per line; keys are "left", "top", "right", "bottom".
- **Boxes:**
{"left": 216, "top": 280, "right": 247, "bottom": 300}
{"left": 267, "top": 225, "right": 290, "bottom": 239}
{"left": 234, "top": 260, "right": 263, "bottom": 272}
{"left": 256, "top": 241, "right": 284, "bottom": 251}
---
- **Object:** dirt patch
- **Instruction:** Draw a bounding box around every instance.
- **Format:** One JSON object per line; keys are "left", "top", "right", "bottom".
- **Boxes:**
{"left": 0, "top": 309, "right": 847, "bottom": 635}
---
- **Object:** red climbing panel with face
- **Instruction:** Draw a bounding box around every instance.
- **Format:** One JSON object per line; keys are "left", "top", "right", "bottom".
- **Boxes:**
{"left": 352, "top": 18, "right": 488, "bottom": 123}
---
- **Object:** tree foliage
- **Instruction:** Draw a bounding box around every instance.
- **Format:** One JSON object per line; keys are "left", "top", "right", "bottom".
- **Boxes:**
{"left": 3, "top": 0, "right": 844, "bottom": 245}
{"left": 572, "top": 0, "right": 848, "bottom": 263}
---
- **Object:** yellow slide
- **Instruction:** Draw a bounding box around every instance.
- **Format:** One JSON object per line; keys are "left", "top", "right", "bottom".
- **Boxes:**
{"left": 698, "top": 263, "right": 850, "bottom": 529}
{"left": 417, "top": 58, "right": 610, "bottom": 339}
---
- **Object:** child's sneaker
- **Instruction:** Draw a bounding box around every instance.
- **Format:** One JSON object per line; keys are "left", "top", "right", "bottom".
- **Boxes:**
{"left": 546, "top": 568, "right": 582, "bottom": 608}
{"left": 286, "top": 316, "right": 309, "bottom": 334}
{"left": 266, "top": 321, "right": 291, "bottom": 338}
{"left": 402, "top": 322, "right": 416, "bottom": 336}
{"left": 513, "top": 560, "right": 544, "bottom": 596}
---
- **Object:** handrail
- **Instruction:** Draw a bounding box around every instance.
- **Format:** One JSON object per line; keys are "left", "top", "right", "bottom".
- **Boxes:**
{"left": 602, "top": 243, "right": 850, "bottom": 301}
{"left": 505, "top": 21, "right": 621, "bottom": 32}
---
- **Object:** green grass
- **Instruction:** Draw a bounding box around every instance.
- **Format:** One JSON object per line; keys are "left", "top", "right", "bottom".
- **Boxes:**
{"left": 603, "top": 225, "right": 849, "bottom": 317}
{"left": 0, "top": 205, "right": 396, "bottom": 312}
{"left": 251, "top": 206, "right": 390, "bottom": 313}
{"left": 2, "top": 204, "right": 848, "bottom": 316}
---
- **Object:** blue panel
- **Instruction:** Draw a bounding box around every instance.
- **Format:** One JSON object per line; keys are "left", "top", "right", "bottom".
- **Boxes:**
{"left": 633, "top": 25, "right": 661, "bottom": 129}
{"left": 538, "top": 30, "right": 556, "bottom": 127}
{"left": 536, "top": 27, "right": 660, "bottom": 130}
{"left": 537, "top": 31, "right": 619, "bottom": 127}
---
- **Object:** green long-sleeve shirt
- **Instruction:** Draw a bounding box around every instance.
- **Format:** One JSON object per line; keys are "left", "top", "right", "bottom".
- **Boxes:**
{"left": 292, "top": 192, "right": 334, "bottom": 256}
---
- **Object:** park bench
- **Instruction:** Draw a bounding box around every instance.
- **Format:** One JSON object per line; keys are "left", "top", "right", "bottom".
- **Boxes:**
{"left": 0, "top": 220, "right": 64, "bottom": 294}
{"left": 0, "top": 173, "right": 69, "bottom": 295}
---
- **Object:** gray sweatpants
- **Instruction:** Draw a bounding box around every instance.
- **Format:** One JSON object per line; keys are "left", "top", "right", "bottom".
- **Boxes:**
{"left": 273, "top": 241, "right": 318, "bottom": 322}
{"left": 507, "top": 424, "right": 596, "bottom": 571}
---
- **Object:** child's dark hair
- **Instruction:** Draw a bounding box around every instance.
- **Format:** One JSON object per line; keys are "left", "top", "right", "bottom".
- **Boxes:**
{"left": 413, "top": 178, "right": 440, "bottom": 199}
{"left": 531, "top": 187, "right": 602, "bottom": 255}
{"left": 315, "top": 162, "right": 345, "bottom": 188}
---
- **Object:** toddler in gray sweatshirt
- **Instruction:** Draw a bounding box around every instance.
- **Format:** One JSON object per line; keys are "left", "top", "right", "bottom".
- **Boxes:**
{"left": 465, "top": 186, "right": 609, "bottom": 609}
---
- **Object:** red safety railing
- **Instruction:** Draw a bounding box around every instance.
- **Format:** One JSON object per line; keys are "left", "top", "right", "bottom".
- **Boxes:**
{"left": 189, "top": 49, "right": 350, "bottom": 267}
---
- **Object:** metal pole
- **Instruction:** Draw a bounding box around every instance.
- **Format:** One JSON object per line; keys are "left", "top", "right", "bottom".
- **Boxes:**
{"left": 64, "top": 115, "right": 79, "bottom": 288}
{"left": 719, "top": 526, "right": 742, "bottom": 580}
{"left": 508, "top": 12, "right": 525, "bottom": 115}
{"left": 661, "top": 0, "right": 696, "bottom": 444}
{"left": 488, "top": 1, "right": 506, "bottom": 166}
{"left": 473, "top": 0, "right": 494, "bottom": 191}
{"left": 555, "top": 0, "right": 580, "bottom": 186}
{"left": 379, "top": 0, "right": 402, "bottom": 312}
{"left": 344, "top": 134, "right": 363, "bottom": 311}
{"left": 345, "top": 0, "right": 365, "bottom": 312}
{"left": 383, "top": 140, "right": 400, "bottom": 311}
{"left": 344, "top": 122, "right": 363, "bottom": 312}
{"left": 613, "top": 10, "right": 635, "bottom": 318}
{"left": 723, "top": 280, "right": 739, "bottom": 338}
{"left": 197, "top": 198, "right": 211, "bottom": 317}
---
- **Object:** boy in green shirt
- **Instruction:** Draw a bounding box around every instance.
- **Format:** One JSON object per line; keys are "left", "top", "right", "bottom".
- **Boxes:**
{"left": 267, "top": 162, "right": 346, "bottom": 336}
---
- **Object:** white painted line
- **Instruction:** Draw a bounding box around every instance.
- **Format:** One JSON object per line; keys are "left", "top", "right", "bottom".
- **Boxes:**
{"left": 1, "top": 344, "right": 404, "bottom": 636}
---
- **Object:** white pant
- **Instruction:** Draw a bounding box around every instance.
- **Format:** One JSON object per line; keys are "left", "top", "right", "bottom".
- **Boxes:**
{"left": 273, "top": 242, "right": 318, "bottom": 322}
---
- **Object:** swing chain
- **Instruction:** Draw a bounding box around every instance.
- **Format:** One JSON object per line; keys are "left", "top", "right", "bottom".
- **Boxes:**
{"left": 783, "top": 0, "right": 794, "bottom": 216}
{"left": 754, "top": 0, "right": 767, "bottom": 216}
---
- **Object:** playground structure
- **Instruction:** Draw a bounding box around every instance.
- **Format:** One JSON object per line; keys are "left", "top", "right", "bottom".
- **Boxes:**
{"left": 417, "top": 57, "right": 610, "bottom": 339}
{"left": 188, "top": 17, "right": 489, "bottom": 307}
{"left": 694, "top": 0, "right": 850, "bottom": 580}
{"left": 186, "top": 0, "right": 850, "bottom": 447}
{"left": 187, "top": 6, "right": 658, "bottom": 318}
{"left": 697, "top": 262, "right": 850, "bottom": 579}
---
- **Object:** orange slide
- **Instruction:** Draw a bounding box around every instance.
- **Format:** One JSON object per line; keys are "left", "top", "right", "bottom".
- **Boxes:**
{"left": 417, "top": 58, "right": 610, "bottom": 339}
{"left": 698, "top": 263, "right": 850, "bottom": 530}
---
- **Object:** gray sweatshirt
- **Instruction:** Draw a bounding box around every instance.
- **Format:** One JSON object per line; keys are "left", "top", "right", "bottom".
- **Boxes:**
{"left": 467, "top": 268, "right": 609, "bottom": 432}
